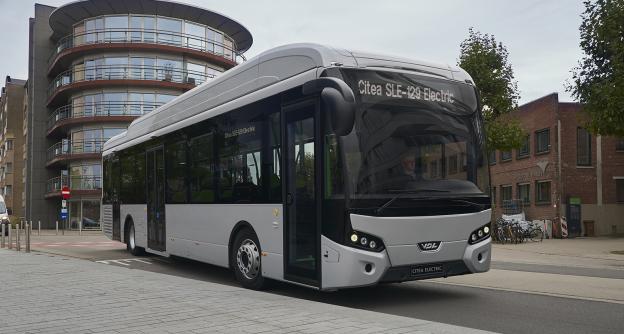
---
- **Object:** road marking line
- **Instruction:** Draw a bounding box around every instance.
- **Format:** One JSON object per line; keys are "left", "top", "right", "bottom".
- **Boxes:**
{"left": 96, "top": 258, "right": 153, "bottom": 266}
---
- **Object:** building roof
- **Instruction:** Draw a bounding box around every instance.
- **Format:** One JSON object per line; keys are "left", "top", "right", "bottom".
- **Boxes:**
{"left": 48, "top": 0, "right": 253, "bottom": 52}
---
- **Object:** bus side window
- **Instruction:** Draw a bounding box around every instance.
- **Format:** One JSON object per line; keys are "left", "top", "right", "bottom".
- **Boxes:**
{"left": 190, "top": 133, "right": 215, "bottom": 203}
{"left": 268, "top": 112, "right": 281, "bottom": 202}
{"left": 165, "top": 140, "right": 188, "bottom": 203}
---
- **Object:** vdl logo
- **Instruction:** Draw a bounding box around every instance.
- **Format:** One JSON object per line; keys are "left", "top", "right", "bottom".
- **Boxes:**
{"left": 418, "top": 241, "right": 441, "bottom": 252}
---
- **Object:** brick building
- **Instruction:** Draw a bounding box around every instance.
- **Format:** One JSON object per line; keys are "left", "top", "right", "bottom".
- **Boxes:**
{"left": 490, "top": 93, "right": 624, "bottom": 237}
{"left": 0, "top": 76, "right": 27, "bottom": 219}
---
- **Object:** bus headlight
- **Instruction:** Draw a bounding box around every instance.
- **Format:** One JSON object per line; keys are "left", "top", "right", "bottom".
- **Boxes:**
{"left": 347, "top": 230, "right": 385, "bottom": 252}
{"left": 468, "top": 223, "right": 491, "bottom": 245}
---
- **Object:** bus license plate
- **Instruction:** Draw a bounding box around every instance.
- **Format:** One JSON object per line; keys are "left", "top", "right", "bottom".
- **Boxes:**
{"left": 410, "top": 264, "right": 444, "bottom": 276}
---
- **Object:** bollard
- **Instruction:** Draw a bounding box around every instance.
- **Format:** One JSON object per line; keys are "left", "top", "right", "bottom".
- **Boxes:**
{"left": 56, "top": 220, "right": 59, "bottom": 235}
{"left": 79, "top": 219, "right": 82, "bottom": 236}
{"left": 1, "top": 223, "right": 5, "bottom": 248}
{"left": 25, "top": 223, "right": 30, "bottom": 253}
{"left": 8, "top": 224, "right": 12, "bottom": 249}
{"left": 16, "top": 225, "right": 21, "bottom": 252}
{"left": 38, "top": 220, "right": 41, "bottom": 236}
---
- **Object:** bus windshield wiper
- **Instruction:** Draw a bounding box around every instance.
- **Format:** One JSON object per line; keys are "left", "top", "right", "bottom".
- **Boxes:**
{"left": 376, "top": 189, "right": 450, "bottom": 215}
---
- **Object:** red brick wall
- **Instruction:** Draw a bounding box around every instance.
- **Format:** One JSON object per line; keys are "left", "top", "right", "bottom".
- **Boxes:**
{"left": 490, "top": 94, "right": 559, "bottom": 220}
{"left": 602, "top": 137, "right": 624, "bottom": 204}
{"left": 559, "top": 103, "right": 598, "bottom": 205}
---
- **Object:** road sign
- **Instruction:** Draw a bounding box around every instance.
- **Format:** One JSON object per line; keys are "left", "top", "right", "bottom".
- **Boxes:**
{"left": 61, "top": 208, "right": 68, "bottom": 214}
{"left": 61, "top": 186, "right": 71, "bottom": 200}
{"left": 60, "top": 212, "right": 68, "bottom": 220}
{"left": 61, "top": 200, "right": 67, "bottom": 208}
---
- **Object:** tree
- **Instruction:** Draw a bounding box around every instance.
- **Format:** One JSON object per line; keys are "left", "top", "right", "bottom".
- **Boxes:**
{"left": 458, "top": 28, "right": 525, "bottom": 151}
{"left": 568, "top": 0, "right": 624, "bottom": 136}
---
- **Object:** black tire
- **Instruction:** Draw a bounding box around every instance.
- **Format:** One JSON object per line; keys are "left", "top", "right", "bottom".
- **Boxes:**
{"left": 231, "top": 229, "right": 267, "bottom": 290}
{"left": 126, "top": 221, "right": 145, "bottom": 256}
{"left": 530, "top": 228, "right": 544, "bottom": 242}
{"left": 496, "top": 228, "right": 506, "bottom": 244}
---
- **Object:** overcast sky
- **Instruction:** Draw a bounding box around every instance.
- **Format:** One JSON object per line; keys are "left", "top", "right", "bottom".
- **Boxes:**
{"left": 0, "top": 0, "right": 584, "bottom": 103}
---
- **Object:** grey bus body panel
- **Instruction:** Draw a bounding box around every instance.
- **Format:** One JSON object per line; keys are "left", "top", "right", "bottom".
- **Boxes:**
{"left": 164, "top": 204, "right": 283, "bottom": 279}
{"left": 350, "top": 210, "right": 491, "bottom": 267}
{"left": 120, "top": 204, "right": 148, "bottom": 246}
{"left": 321, "top": 235, "right": 390, "bottom": 290}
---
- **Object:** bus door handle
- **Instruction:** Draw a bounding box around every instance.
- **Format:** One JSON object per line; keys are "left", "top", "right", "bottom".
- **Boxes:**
{"left": 286, "top": 193, "right": 294, "bottom": 205}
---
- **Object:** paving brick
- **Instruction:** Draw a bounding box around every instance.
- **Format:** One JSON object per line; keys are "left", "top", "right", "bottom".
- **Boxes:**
{"left": 0, "top": 249, "right": 492, "bottom": 333}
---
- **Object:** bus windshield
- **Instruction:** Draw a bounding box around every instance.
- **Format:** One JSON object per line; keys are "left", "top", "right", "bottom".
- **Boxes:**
{"left": 335, "top": 69, "right": 490, "bottom": 202}
{"left": 0, "top": 201, "right": 6, "bottom": 214}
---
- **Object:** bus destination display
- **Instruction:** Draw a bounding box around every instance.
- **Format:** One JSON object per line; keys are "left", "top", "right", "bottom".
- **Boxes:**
{"left": 358, "top": 79, "right": 455, "bottom": 104}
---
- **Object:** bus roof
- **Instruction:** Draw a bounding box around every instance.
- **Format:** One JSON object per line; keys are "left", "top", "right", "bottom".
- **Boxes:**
{"left": 103, "top": 43, "right": 473, "bottom": 154}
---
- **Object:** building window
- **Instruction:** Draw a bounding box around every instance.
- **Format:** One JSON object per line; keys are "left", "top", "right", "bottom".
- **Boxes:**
{"left": 489, "top": 151, "right": 496, "bottom": 165}
{"left": 517, "top": 183, "right": 530, "bottom": 205}
{"left": 500, "top": 151, "right": 512, "bottom": 162}
{"left": 500, "top": 185, "right": 512, "bottom": 205}
{"left": 577, "top": 127, "right": 592, "bottom": 166}
{"left": 535, "top": 180, "right": 551, "bottom": 204}
{"left": 4, "top": 185, "right": 11, "bottom": 196}
{"left": 517, "top": 135, "right": 530, "bottom": 158}
{"left": 6, "top": 140, "right": 13, "bottom": 150}
{"left": 617, "top": 179, "right": 624, "bottom": 203}
{"left": 616, "top": 138, "right": 624, "bottom": 152}
{"left": 5, "top": 162, "right": 12, "bottom": 174}
{"left": 535, "top": 128, "right": 550, "bottom": 154}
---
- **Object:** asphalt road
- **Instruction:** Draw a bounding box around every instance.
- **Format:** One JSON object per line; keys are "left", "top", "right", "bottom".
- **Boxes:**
{"left": 25, "top": 239, "right": 624, "bottom": 334}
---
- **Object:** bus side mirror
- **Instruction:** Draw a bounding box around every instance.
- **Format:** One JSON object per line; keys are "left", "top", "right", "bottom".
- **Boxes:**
{"left": 302, "top": 78, "right": 355, "bottom": 136}
{"left": 6, "top": 209, "right": 12, "bottom": 216}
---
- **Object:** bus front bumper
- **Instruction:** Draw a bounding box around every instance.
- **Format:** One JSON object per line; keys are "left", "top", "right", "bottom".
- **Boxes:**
{"left": 321, "top": 236, "right": 491, "bottom": 290}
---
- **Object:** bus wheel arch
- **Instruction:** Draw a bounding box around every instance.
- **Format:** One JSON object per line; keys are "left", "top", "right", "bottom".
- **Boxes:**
{"left": 124, "top": 215, "right": 144, "bottom": 256}
{"left": 228, "top": 222, "right": 267, "bottom": 290}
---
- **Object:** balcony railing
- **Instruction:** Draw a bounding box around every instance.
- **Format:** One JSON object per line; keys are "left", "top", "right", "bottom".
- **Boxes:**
{"left": 46, "top": 175, "right": 68, "bottom": 193}
{"left": 46, "top": 175, "right": 101, "bottom": 193}
{"left": 48, "top": 64, "right": 214, "bottom": 97}
{"left": 47, "top": 139, "right": 107, "bottom": 163}
{"left": 48, "top": 102, "right": 162, "bottom": 131}
{"left": 50, "top": 28, "right": 242, "bottom": 64}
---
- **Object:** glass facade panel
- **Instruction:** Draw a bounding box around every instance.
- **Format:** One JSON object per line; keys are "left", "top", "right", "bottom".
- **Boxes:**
{"left": 186, "top": 62, "right": 205, "bottom": 85}
{"left": 185, "top": 22, "right": 205, "bottom": 50}
{"left": 157, "top": 17, "right": 182, "bottom": 45}
{"left": 129, "top": 16, "right": 143, "bottom": 41}
{"left": 105, "top": 16, "right": 128, "bottom": 41}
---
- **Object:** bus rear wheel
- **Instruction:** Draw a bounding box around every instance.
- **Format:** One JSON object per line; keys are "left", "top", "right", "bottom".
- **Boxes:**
{"left": 126, "top": 221, "right": 145, "bottom": 256}
{"left": 232, "top": 229, "right": 267, "bottom": 290}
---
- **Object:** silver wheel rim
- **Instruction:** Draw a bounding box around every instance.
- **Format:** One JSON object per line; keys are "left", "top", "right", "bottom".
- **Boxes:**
{"left": 129, "top": 225, "right": 136, "bottom": 250}
{"left": 236, "top": 238, "right": 260, "bottom": 280}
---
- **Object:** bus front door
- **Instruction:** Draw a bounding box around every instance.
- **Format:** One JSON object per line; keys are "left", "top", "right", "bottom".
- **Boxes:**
{"left": 283, "top": 101, "right": 320, "bottom": 286}
{"left": 146, "top": 147, "right": 166, "bottom": 252}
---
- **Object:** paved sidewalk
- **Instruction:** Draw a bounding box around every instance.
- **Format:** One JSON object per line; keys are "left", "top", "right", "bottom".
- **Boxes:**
{"left": 492, "top": 237, "right": 624, "bottom": 270}
{"left": 0, "top": 249, "right": 492, "bottom": 334}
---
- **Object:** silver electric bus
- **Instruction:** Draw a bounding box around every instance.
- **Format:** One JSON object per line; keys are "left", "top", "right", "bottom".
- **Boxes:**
{"left": 102, "top": 43, "right": 492, "bottom": 290}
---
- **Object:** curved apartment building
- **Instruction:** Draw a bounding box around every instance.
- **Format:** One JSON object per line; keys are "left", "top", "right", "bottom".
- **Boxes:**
{"left": 27, "top": 0, "right": 252, "bottom": 228}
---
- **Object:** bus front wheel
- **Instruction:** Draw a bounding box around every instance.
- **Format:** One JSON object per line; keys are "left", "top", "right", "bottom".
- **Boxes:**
{"left": 232, "top": 229, "right": 267, "bottom": 290}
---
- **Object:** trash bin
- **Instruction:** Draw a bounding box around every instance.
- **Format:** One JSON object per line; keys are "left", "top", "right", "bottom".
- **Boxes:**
{"left": 583, "top": 220, "right": 595, "bottom": 237}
